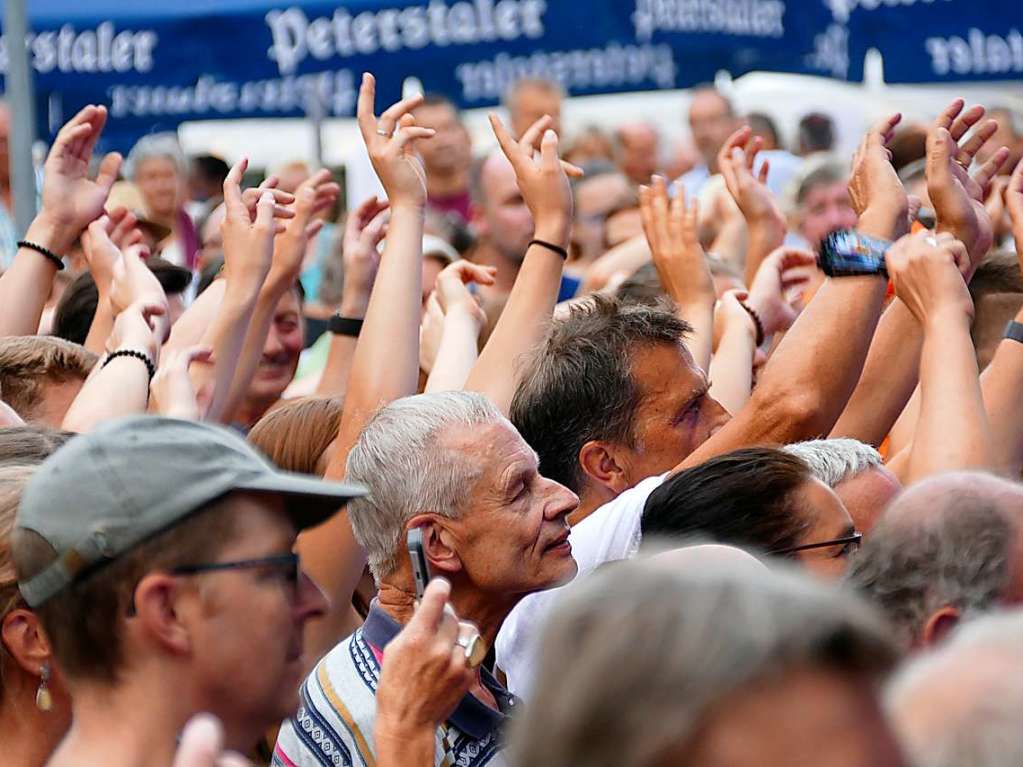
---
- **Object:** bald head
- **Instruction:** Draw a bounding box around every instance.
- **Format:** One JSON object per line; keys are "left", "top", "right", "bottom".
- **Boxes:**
{"left": 648, "top": 543, "right": 768, "bottom": 576}
{"left": 474, "top": 152, "right": 533, "bottom": 263}
{"left": 847, "top": 471, "right": 1023, "bottom": 648}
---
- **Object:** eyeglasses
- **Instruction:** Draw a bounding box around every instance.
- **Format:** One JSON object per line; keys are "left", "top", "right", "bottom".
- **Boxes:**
{"left": 127, "top": 553, "right": 300, "bottom": 616}
{"left": 768, "top": 532, "right": 862, "bottom": 558}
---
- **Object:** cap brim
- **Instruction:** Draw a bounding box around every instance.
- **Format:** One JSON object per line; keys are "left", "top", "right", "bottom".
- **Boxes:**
{"left": 235, "top": 472, "right": 367, "bottom": 531}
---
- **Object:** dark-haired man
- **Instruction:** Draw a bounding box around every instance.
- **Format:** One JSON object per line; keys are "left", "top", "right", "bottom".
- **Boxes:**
{"left": 12, "top": 415, "right": 363, "bottom": 766}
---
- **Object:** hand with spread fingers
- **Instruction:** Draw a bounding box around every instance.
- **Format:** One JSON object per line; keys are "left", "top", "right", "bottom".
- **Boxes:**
{"left": 717, "top": 126, "right": 785, "bottom": 233}
{"left": 151, "top": 346, "right": 215, "bottom": 421}
{"left": 927, "top": 99, "right": 1010, "bottom": 264}
{"left": 639, "top": 175, "right": 715, "bottom": 307}
{"left": 886, "top": 230, "right": 973, "bottom": 327}
{"left": 340, "top": 196, "right": 390, "bottom": 316}
{"left": 747, "top": 247, "right": 817, "bottom": 336}
{"left": 268, "top": 168, "right": 341, "bottom": 292}
{"left": 488, "top": 111, "right": 582, "bottom": 247}
{"left": 848, "top": 112, "right": 907, "bottom": 237}
{"left": 219, "top": 158, "right": 280, "bottom": 295}
{"left": 37, "top": 104, "right": 123, "bottom": 250}
{"left": 357, "top": 73, "right": 435, "bottom": 209}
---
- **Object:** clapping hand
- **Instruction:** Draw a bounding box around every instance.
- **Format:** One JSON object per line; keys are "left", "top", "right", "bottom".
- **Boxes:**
{"left": 927, "top": 99, "right": 1009, "bottom": 264}
{"left": 268, "top": 169, "right": 341, "bottom": 293}
{"left": 220, "top": 159, "right": 281, "bottom": 296}
{"left": 340, "top": 196, "right": 390, "bottom": 315}
{"left": 81, "top": 209, "right": 142, "bottom": 298}
{"left": 489, "top": 111, "right": 582, "bottom": 246}
{"left": 717, "top": 126, "right": 785, "bottom": 234}
{"left": 151, "top": 346, "right": 215, "bottom": 421}
{"left": 747, "top": 247, "right": 817, "bottom": 336}
{"left": 886, "top": 230, "right": 973, "bottom": 328}
{"left": 106, "top": 299, "right": 167, "bottom": 365}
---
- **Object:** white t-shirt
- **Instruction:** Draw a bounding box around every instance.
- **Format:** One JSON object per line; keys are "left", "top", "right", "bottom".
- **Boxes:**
{"left": 495, "top": 473, "right": 667, "bottom": 698}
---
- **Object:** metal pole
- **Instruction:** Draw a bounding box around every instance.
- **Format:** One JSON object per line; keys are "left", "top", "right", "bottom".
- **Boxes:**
{"left": 5, "top": 0, "right": 37, "bottom": 235}
{"left": 305, "top": 91, "right": 324, "bottom": 169}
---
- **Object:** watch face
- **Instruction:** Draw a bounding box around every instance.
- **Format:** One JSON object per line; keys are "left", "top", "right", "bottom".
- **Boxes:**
{"left": 820, "top": 229, "right": 890, "bottom": 277}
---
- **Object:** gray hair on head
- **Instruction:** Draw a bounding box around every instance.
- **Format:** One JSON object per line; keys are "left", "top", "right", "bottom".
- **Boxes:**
{"left": 885, "top": 609, "right": 1023, "bottom": 767}
{"left": 783, "top": 438, "right": 883, "bottom": 488}
{"left": 345, "top": 391, "right": 505, "bottom": 583}
{"left": 126, "top": 132, "right": 187, "bottom": 179}
{"left": 845, "top": 472, "right": 1020, "bottom": 648}
{"left": 510, "top": 559, "right": 897, "bottom": 767}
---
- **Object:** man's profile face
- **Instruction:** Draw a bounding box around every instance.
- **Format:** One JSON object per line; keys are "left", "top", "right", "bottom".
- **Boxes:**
{"left": 185, "top": 493, "right": 327, "bottom": 738}
{"left": 834, "top": 466, "right": 901, "bottom": 536}
{"left": 683, "top": 665, "right": 906, "bottom": 767}
{"left": 414, "top": 103, "right": 470, "bottom": 175}
{"left": 249, "top": 289, "right": 304, "bottom": 404}
{"left": 439, "top": 420, "right": 579, "bottom": 598}
{"left": 789, "top": 479, "right": 857, "bottom": 580}
{"left": 622, "top": 342, "right": 731, "bottom": 486}
{"left": 479, "top": 155, "right": 534, "bottom": 263}
{"left": 688, "top": 91, "right": 736, "bottom": 168}
{"left": 800, "top": 181, "right": 857, "bottom": 251}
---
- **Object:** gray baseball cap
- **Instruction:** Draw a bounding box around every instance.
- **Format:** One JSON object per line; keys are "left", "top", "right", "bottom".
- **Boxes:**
{"left": 16, "top": 415, "right": 366, "bottom": 607}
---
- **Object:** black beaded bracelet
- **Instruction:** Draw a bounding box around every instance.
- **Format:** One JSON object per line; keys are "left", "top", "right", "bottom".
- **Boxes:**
{"left": 329, "top": 315, "right": 364, "bottom": 337}
{"left": 103, "top": 349, "right": 156, "bottom": 382}
{"left": 739, "top": 302, "right": 765, "bottom": 347}
{"left": 528, "top": 239, "right": 569, "bottom": 260}
{"left": 17, "top": 240, "right": 65, "bottom": 270}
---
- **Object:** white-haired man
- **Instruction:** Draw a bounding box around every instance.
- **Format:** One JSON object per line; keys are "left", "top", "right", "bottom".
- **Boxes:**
{"left": 274, "top": 391, "right": 579, "bottom": 766}
{"left": 784, "top": 438, "right": 901, "bottom": 534}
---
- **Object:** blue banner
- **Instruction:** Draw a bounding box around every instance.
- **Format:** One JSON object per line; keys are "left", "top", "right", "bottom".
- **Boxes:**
{"left": 2, "top": 0, "right": 844, "bottom": 150}
{"left": 839, "top": 0, "right": 1023, "bottom": 83}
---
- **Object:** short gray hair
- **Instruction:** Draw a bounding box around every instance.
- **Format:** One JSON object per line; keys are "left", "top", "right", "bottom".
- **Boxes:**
{"left": 510, "top": 559, "right": 897, "bottom": 767}
{"left": 126, "top": 132, "right": 187, "bottom": 179}
{"left": 783, "top": 438, "right": 883, "bottom": 488}
{"left": 845, "top": 472, "right": 1018, "bottom": 647}
{"left": 345, "top": 391, "right": 505, "bottom": 582}
{"left": 886, "top": 609, "right": 1023, "bottom": 767}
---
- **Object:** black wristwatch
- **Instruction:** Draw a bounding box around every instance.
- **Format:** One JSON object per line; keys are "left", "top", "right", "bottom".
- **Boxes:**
{"left": 819, "top": 229, "right": 891, "bottom": 278}
{"left": 329, "top": 314, "right": 364, "bottom": 337}
{"left": 1004, "top": 320, "right": 1023, "bottom": 345}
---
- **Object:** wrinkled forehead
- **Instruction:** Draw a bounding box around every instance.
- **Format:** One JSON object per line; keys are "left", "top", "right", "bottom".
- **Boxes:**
{"left": 437, "top": 418, "right": 538, "bottom": 475}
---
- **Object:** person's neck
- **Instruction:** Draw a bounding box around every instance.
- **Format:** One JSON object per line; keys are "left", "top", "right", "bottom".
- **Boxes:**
{"left": 48, "top": 681, "right": 187, "bottom": 767}
{"left": 0, "top": 681, "right": 68, "bottom": 767}
{"left": 471, "top": 240, "right": 521, "bottom": 295}
{"left": 376, "top": 576, "right": 515, "bottom": 648}
{"left": 426, "top": 167, "right": 469, "bottom": 200}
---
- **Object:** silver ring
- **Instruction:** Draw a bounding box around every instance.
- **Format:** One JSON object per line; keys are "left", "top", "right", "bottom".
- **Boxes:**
{"left": 376, "top": 128, "right": 392, "bottom": 137}
{"left": 456, "top": 631, "right": 485, "bottom": 668}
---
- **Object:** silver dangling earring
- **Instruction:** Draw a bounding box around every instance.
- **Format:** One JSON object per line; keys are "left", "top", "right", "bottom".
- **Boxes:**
{"left": 35, "top": 663, "right": 52, "bottom": 712}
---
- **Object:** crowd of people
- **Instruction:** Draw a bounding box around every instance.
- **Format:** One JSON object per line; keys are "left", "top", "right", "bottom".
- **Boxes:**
{"left": 0, "top": 66, "right": 1022, "bottom": 766}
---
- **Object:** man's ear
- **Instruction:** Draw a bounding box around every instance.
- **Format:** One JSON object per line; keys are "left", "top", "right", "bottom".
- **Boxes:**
{"left": 407, "top": 516, "right": 463, "bottom": 578}
{"left": 2, "top": 607, "right": 54, "bottom": 678}
{"left": 919, "top": 605, "right": 960, "bottom": 648}
{"left": 579, "top": 440, "right": 631, "bottom": 497}
{"left": 132, "top": 573, "right": 192, "bottom": 656}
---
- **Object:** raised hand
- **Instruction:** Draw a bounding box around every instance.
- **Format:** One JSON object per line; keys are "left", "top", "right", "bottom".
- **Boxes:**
{"left": 151, "top": 345, "right": 214, "bottom": 421}
{"left": 220, "top": 159, "right": 278, "bottom": 295}
{"left": 713, "top": 288, "right": 756, "bottom": 348}
{"left": 886, "top": 230, "right": 973, "bottom": 327}
{"left": 267, "top": 168, "right": 341, "bottom": 292}
{"left": 339, "top": 196, "right": 389, "bottom": 316}
{"left": 37, "top": 105, "right": 122, "bottom": 250}
{"left": 81, "top": 212, "right": 129, "bottom": 298}
{"left": 747, "top": 246, "right": 817, "bottom": 336}
{"left": 717, "top": 126, "right": 784, "bottom": 231}
{"left": 847, "top": 112, "right": 907, "bottom": 238}
{"left": 434, "top": 260, "right": 495, "bottom": 330}
{"left": 357, "top": 73, "right": 435, "bottom": 208}
{"left": 106, "top": 299, "right": 167, "bottom": 364}
{"left": 638, "top": 175, "right": 715, "bottom": 306}
{"left": 927, "top": 99, "right": 1010, "bottom": 262}
{"left": 489, "top": 111, "right": 581, "bottom": 246}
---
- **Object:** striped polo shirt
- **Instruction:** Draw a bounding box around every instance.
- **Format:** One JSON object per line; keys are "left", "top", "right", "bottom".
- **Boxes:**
{"left": 273, "top": 602, "right": 516, "bottom": 767}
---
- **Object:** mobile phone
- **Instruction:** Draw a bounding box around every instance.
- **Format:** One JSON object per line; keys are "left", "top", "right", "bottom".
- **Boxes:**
{"left": 819, "top": 229, "right": 891, "bottom": 278}
{"left": 407, "top": 528, "right": 432, "bottom": 600}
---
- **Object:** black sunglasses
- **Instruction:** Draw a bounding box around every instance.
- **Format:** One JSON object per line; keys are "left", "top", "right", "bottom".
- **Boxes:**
{"left": 127, "top": 553, "right": 300, "bottom": 616}
{"left": 768, "top": 532, "right": 862, "bottom": 557}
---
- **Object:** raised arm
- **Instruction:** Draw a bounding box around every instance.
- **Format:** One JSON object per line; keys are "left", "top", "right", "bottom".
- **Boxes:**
{"left": 708, "top": 289, "right": 757, "bottom": 413}
{"left": 717, "top": 127, "right": 786, "bottom": 285}
{"left": 80, "top": 208, "right": 143, "bottom": 355}
{"left": 0, "top": 105, "right": 119, "bottom": 337}
{"left": 832, "top": 99, "right": 1007, "bottom": 446}
{"left": 423, "top": 260, "right": 495, "bottom": 393}
{"left": 679, "top": 115, "right": 907, "bottom": 469}
{"left": 638, "top": 176, "right": 715, "bottom": 372}
{"left": 462, "top": 114, "right": 580, "bottom": 414}
{"left": 315, "top": 196, "right": 388, "bottom": 398}
{"left": 306, "top": 73, "right": 435, "bottom": 661}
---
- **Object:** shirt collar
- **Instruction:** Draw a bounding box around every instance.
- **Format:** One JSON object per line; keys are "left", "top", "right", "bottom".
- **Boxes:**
{"left": 362, "top": 601, "right": 518, "bottom": 740}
